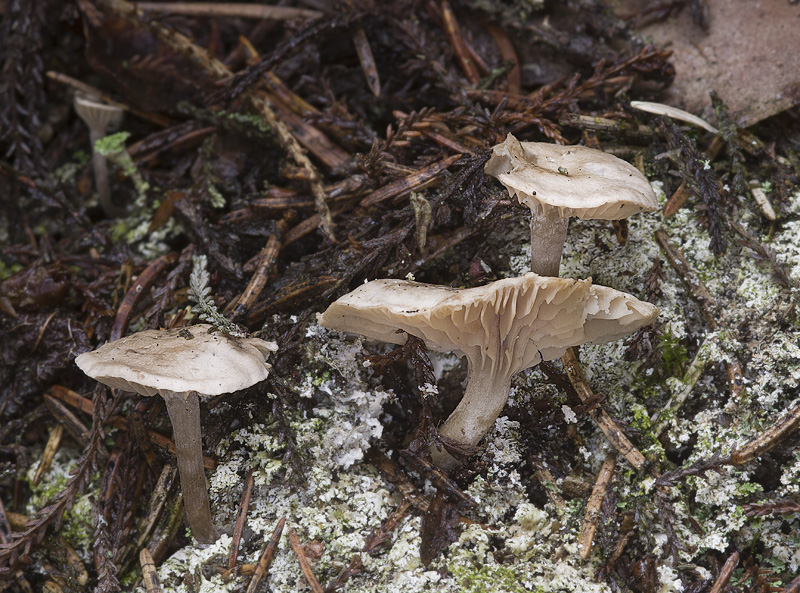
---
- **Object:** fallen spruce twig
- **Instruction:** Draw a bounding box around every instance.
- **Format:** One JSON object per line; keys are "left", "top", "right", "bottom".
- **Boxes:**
{"left": 561, "top": 348, "right": 648, "bottom": 471}
{"left": 228, "top": 470, "right": 255, "bottom": 570}
{"left": 246, "top": 517, "right": 285, "bottom": 593}
{"left": 140, "top": 548, "right": 162, "bottom": 593}
{"left": 730, "top": 400, "right": 800, "bottom": 465}
{"left": 709, "top": 551, "right": 739, "bottom": 593}
{"left": 93, "top": 0, "right": 337, "bottom": 242}
{"left": 287, "top": 526, "right": 324, "bottom": 593}
{"left": 578, "top": 452, "right": 617, "bottom": 560}
{"left": 654, "top": 229, "right": 718, "bottom": 329}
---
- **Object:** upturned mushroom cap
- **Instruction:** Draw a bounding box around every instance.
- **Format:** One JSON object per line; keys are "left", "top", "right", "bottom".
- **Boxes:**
{"left": 484, "top": 133, "right": 658, "bottom": 220}
{"left": 75, "top": 324, "right": 278, "bottom": 397}
{"left": 320, "top": 273, "right": 657, "bottom": 378}
{"left": 584, "top": 285, "right": 660, "bottom": 344}
{"left": 322, "top": 273, "right": 657, "bottom": 469}
{"left": 73, "top": 95, "right": 124, "bottom": 132}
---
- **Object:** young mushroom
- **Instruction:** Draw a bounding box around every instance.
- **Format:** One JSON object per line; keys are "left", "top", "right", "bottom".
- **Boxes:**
{"left": 484, "top": 133, "right": 659, "bottom": 276}
{"left": 73, "top": 94, "right": 125, "bottom": 218}
{"left": 76, "top": 324, "right": 277, "bottom": 543}
{"left": 321, "top": 273, "right": 658, "bottom": 470}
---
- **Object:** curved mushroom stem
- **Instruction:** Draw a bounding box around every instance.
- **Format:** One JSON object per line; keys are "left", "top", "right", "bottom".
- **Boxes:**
{"left": 529, "top": 210, "right": 569, "bottom": 277}
{"left": 432, "top": 366, "right": 512, "bottom": 472}
{"left": 161, "top": 390, "right": 219, "bottom": 544}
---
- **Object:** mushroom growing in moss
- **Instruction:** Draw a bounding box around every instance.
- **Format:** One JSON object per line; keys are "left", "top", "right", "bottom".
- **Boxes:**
{"left": 76, "top": 324, "right": 277, "bottom": 543}
{"left": 321, "top": 273, "right": 657, "bottom": 470}
{"left": 73, "top": 94, "right": 125, "bottom": 218}
{"left": 484, "top": 134, "right": 658, "bottom": 276}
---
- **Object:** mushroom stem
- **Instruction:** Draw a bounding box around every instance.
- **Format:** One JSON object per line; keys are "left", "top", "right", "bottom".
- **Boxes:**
{"left": 161, "top": 390, "right": 219, "bottom": 544}
{"left": 529, "top": 209, "right": 569, "bottom": 277}
{"left": 88, "top": 128, "right": 119, "bottom": 219}
{"left": 432, "top": 365, "right": 512, "bottom": 471}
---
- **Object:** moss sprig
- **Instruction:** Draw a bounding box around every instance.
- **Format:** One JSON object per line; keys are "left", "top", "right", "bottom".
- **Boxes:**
{"left": 188, "top": 255, "right": 247, "bottom": 337}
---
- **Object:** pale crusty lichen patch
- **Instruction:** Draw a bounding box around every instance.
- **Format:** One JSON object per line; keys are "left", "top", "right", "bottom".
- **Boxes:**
{"left": 148, "top": 180, "right": 800, "bottom": 592}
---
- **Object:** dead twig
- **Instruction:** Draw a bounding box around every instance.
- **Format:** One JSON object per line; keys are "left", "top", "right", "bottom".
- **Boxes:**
{"left": 287, "top": 526, "right": 324, "bottom": 593}
{"left": 399, "top": 450, "right": 476, "bottom": 509}
{"left": 360, "top": 154, "right": 462, "bottom": 207}
{"left": 351, "top": 26, "right": 380, "bottom": 96}
{"left": 578, "top": 452, "right": 617, "bottom": 560}
{"left": 438, "top": 0, "right": 480, "bottom": 85}
{"left": 559, "top": 113, "right": 652, "bottom": 138}
{"left": 730, "top": 400, "right": 800, "bottom": 465}
{"left": 43, "top": 395, "right": 88, "bottom": 447}
{"left": 366, "top": 448, "right": 429, "bottom": 512}
{"left": 228, "top": 470, "right": 255, "bottom": 570}
{"left": 232, "top": 235, "right": 280, "bottom": 320}
{"left": 32, "top": 424, "right": 64, "bottom": 487}
{"left": 135, "top": 2, "right": 323, "bottom": 20}
{"left": 140, "top": 548, "right": 162, "bottom": 593}
{"left": 110, "top": 252, "right": 178, "bottom": 341}
{"left": 709, "top": 551, "right": 738, "bottom": 593}
{"left": 324, "top": 554, "right": 362, "bottom": 593}
{"left": 561, "top": 348, "right": 648, "bottom": 471}
{"left": 363, "top": 499, "right": 413, "bottom": 555}
{"left": 487, "top": 24, "right": 520, "bottom": 93}
{"left": 136, "top": 465, "right": 178, "bottom": 551}
{"left": 245, "top": 517, "right": 285, "bottom": 593}
{"left": 743, "top": 501, "right": 800, "bottom": 518}
{"left": 654, "top": 230, "right": 718, "bottom": 329}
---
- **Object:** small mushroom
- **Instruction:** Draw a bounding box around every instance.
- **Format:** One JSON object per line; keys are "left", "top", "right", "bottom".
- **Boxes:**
{"left": 320, "top": 273, "right": 657, "bottom": 470}
{"left": 75, "top": 324, "right": 277, "bottom": 543}
{"left": 484, "top": 133, "right": 658, "bottom": 276}
{"left": 73, "top": 94, "right": 124, "bottom": 218}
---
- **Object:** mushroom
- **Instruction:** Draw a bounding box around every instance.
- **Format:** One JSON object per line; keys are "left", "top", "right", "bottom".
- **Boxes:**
{"left": 75, "top": 324, "right": 277, "bottom": 543}
{"left": 73, "top": 94, "right": 125, "bottom": 218}
{"left": 484, "top": 134, "right": 658, "bottom": 277}
{"left": 320, "top": 273, "right": 657, "bottom": 470}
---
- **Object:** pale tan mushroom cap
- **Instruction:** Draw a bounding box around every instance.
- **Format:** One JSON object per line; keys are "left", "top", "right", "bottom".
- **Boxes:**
{"left": 74, "top": 95, "right": 124, "bottom": 131}
{"left": 484, "top": 134, "right": 658, "bottom": 220}
{"left": 585, "top": 285, "right": 659, "bottom": 343}
{"left": 320, "top": 273, "right": 657, "bottom": 377}
{"left": 75, "top": 324, "right": 278, "bottom": 397}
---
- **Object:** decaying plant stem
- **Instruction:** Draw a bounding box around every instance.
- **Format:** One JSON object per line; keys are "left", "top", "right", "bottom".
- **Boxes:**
{"left": 245, "top": 517, "right": 285, "bottom": 593}
{"left": 561, "top": 348, "right": 647, "bottom": 471}
{"left": 578, "top": 452, "right": 617, "bottom": 560}
{"left": 140, "top": 548, "right": 162, "bottom": 593}
{"left": 287, "top": 527, "right": 324, "bottom": 593}
{"left": 730, "top": 400, "right": 800, "bottom": 465}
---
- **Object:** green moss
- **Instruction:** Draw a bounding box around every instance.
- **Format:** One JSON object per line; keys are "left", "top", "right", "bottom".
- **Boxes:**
{"left": 26, "top": 450, "right": 96, "bottom": 556}
{"left": 51, "top": 150, "right": 90, "bottom": 185}
{"left": 222, "top": 110, "right": 271, "bottom": 133}
{"left": 450, "top": 560, "right": 546, "bottom": 593}
{"left": 0, "top": 259, "right": 23, "bottom": 281}
{"left": 660, "top": 324, "right": 689, "bottom": 377}
{"left": 94, "top": 131, "right": 130, "bottom": 157}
